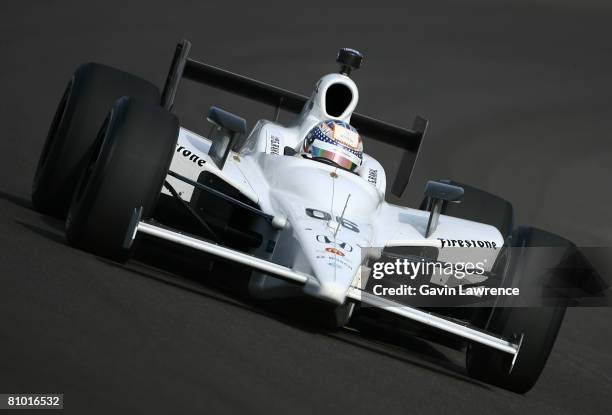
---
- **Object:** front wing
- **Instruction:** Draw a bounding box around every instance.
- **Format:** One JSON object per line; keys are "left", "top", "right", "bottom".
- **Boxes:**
{"left": 125, "top": 211, "right": 522, "bottom": 365}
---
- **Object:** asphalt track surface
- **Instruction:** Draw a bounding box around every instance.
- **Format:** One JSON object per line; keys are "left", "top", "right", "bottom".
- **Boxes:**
{"left": 1, "top": 1, "right": 612, "bottom": 414}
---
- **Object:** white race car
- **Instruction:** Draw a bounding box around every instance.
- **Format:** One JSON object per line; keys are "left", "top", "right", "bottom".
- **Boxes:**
{"left": 32, "top": 40, "right": 574, "bottom": 393}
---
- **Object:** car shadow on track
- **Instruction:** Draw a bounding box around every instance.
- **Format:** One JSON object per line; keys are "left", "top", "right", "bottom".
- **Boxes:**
{"left": 1, "top": 187, "right": 68, "bottom": 241}
{"left": 328, "top": 330, "right": 490, "bottom": 389}
{"left": 15, "top": 220, "right": 65, "bottom": 244}
{"left": 0, "top": 189, "right": 34, "bottom": 211}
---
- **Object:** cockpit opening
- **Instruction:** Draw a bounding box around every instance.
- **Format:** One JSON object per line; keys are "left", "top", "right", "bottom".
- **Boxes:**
{"left": 325, "top": 83, "right": 352, "bottom": 117}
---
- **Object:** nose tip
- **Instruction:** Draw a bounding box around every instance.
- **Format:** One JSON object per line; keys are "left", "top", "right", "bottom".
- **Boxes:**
{"left": 304, "top": 279, "right": 348, "bottom": 304}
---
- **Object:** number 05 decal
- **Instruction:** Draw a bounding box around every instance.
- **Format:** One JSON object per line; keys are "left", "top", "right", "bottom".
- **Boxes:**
{"left": 305, "top": 208, "right": 360, "bottom": 233}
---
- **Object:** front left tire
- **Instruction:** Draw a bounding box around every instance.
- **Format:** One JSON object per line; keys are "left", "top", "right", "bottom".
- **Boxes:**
{"left": 32, "top": 63, "right": 160, "bottom": 219}
{"left": 65, "top": 97, "right": 179, "bottom": 260}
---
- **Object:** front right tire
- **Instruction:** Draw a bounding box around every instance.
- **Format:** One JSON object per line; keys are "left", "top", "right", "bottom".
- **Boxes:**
{"left": 466, "top": 226, "right": 571, "bottom": 393}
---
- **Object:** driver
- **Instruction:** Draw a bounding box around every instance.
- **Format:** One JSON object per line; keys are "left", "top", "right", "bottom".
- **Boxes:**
{"left": 300, "top": 120, "right": 363, "bottom": 172}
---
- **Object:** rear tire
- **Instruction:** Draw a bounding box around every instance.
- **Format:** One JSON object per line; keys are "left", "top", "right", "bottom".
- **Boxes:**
{"left": 32, "top": 63, "right": 160, "bottom": 219}
{"left": 466, "top": 227, "right": 570, "bottom": 393}
{"left": 65, "top": 97, "right": 179, "bottom": 260}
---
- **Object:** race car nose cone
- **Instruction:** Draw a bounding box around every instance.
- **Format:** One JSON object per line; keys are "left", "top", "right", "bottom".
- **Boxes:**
{"left": 337, "top": 48, "right": 363, "bottom": 75}
{"left": 304, "top": 278, "right": 349, "bottom": 305}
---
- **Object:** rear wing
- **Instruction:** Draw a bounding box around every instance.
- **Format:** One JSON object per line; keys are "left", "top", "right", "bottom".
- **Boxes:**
{"left": 160, "top": 39, "right": 428, "bottom": 197}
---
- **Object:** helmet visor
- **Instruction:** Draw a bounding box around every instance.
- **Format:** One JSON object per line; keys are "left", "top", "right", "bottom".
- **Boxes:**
{"left": 310, "top": 146, "right": 359, "bottom": 171}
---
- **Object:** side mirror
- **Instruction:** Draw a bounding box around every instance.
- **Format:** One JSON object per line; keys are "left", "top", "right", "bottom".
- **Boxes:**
{"left": 207, "top": 106, "right": 247, "bottom": 169}
{"left": 424, "top": 180, "right": 464, "bottom": 203}
{"left": 423, "top": 180, "right": 464, "bottom": 237}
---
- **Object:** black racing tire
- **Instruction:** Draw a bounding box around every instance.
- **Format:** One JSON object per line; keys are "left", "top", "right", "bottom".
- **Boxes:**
{"left": 65, "top": 97, "right": 179, "bottom": 260}
{"left": 466, "top": 226, "right": 570, "bottom": 393}
{"left": 32, "top": 63, "right": 160, "bottom": 219}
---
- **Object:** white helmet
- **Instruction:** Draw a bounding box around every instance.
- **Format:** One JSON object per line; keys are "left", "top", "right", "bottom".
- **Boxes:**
{"left": 301, "top": 120, "right": 363, "bottom": 171}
